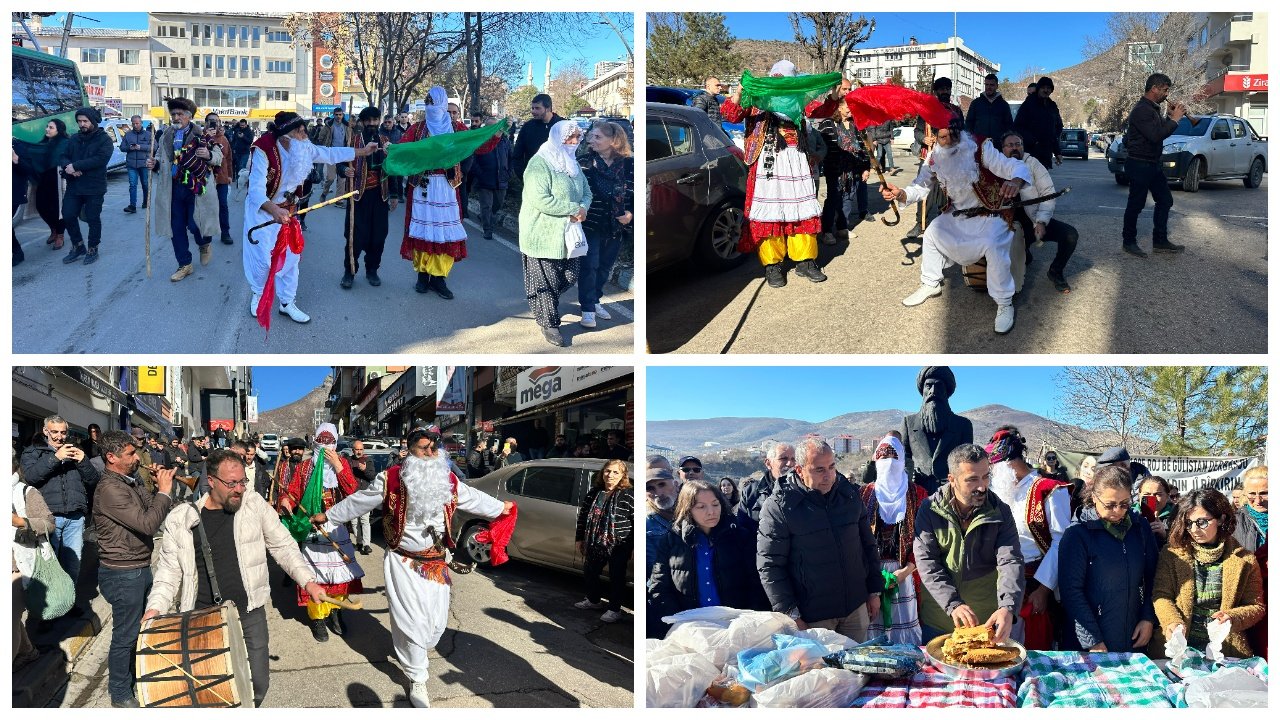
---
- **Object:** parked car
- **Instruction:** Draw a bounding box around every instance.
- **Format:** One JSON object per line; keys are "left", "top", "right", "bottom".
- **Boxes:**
{"left": 451, "top": 458, "right": 634, "bottom": 583}
{"left": 648, "top": 84, "right": 743, "bottom": 151}
{"left": 1059, "top": 128, "right": 1090, "bottom": 160}
{"left": 647, "top": 101, "right": 749, "bottom": 274}
{"left": 1107, "top": 113, "right": 1267, "bottom": 191}
{"left": 260, "top": 433, "right": 281, "bottom": 451}
{"left": 892, "top": 126, "right": 914, "bottom": 150}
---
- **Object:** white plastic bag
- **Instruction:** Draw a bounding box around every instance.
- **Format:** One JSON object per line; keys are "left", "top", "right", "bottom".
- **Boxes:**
{"left": 1166, "top": 624, "right": 1188, "bottom": 666}
{"left": 1205, "top": 618, "right": 1231, "bottom": 663}
{"left": 1183, "top": 667, "right": 1268, "bottom": 707}
{"left": 797, "top": 627, "right": 861, "bottom": 653}
{"left": 753, "top": 667, "right": 868, "bottom": 708}
{"left": 647, "top": 652, "right": 721, "bottom": 708}
{"left": 737, "top": 634, "right": 830, "bottom": 691}
{"left": 565, "top": 220, "right": 588, "bottom": 258}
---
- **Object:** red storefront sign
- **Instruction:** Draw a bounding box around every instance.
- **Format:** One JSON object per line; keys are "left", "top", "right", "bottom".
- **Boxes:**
{"left": 1224, "top": 74, "right": 1268, "bottom": 92}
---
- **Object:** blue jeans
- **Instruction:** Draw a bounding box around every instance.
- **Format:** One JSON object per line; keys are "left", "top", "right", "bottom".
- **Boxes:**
{"left": 216, "top": 183, "right": 230, "bottom": 234}
{"left": 233, "top": 151, "right": 250, "bottom": 178}
{"left": 170, "top": 181, "right": 208, "bottom": 265}
{"left": 98, "top": 565, "right": 152, "bottom": 703}
{"left": 50, "top": 512, "right": 85, "bottom": 586}
{"left": 127, "top": 166, "right": 150, "bottom": 208}
{"left": 1122, "top": 158, "right": 1174, "bottom": 246}
{"left": 578, "top": 230, "right": 624, "bottom": 309}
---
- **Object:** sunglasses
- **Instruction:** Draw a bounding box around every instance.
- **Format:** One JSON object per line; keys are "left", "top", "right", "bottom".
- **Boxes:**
{"left": 1188, "top": 518, "right": 1217, "bottom": 529}
{"left": 680, "top": 466, "right": 703, "bottom": 474}
{"left": 1094, "top": 498, "right": 1131, "bottom": 511}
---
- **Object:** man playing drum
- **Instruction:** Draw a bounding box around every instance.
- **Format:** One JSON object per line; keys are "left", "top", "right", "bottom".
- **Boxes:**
{"left": 144, "top": 449, "right": 325, "bottom": 707}
{"left": 92, "top": 430, "right": 177, "bottom": 707}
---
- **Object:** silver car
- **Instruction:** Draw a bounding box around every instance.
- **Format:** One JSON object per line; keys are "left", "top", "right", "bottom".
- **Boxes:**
{"left": 452, "top": 458, "right": 634, "bottom": 583}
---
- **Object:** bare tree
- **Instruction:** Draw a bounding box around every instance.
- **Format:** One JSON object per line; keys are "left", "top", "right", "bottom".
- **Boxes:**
{"left": 1053, "top": 367, "right": 1153, "bottom": 450}
{"left": 789, "top": 12, "right": 875, "bottom": 74}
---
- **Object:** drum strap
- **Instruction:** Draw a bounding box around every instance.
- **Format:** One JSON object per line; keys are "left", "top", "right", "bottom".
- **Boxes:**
{"left": 194, "top": 512, "right": 223, "bottom": 605}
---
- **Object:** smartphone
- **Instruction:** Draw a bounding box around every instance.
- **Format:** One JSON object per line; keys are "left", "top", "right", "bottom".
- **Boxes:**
{"left": 1140, "top": 495, "right": 1158, "bottom": 522}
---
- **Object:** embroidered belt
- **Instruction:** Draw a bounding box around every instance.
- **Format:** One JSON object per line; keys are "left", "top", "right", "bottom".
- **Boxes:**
{"left": 394, "top": 546, "right": 452, "bottom": 586}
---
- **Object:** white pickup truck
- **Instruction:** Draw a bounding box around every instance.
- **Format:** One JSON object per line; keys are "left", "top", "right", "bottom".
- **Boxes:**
{"left": 1106, "top": 113, "right": 1267, "bottom": 192}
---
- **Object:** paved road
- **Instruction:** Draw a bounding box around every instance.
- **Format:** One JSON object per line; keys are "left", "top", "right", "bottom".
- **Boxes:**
{"left": 60, "top": 532, "right": 634, "bottom": 708}
{"left": 649, "top": 146, "right": 1267, "bottom": 354}
{"left": 13, "top": 173, "right": 633, "bottom": 354}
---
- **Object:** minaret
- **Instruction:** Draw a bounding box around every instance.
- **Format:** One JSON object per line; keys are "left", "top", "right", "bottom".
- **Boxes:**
{"left": 527, "top": 63, "right": 533, "bottom": 89}
{"left": 544, "top": 57, "right": 551, "bottom": 92}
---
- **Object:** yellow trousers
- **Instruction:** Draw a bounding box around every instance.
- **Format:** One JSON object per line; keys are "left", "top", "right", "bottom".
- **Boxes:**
{"left": 757, "top": 234, "right": 818, "bottom": 266}
{"left": 411, "top": 251, "right": 455, "bottom": 276}
{"left": 306, "top": 595, "right": 346, "bottom": 620}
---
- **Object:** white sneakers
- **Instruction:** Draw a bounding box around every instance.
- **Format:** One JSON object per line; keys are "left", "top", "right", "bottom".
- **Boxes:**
{"left": 278, "top": 302, "right": 310, "bottom": 323}
{"left": 249, "top": 294, "right": 261, "bottom": 317}
{"left": 408, "top": 682, "right": 430, "bottom": 708}
{"left": 995, "top": 304, "right": 1015, "bottom": 334}
{"left": 902, "top": 283, "right": 943, "bottom": 307}
{"left": 574, "top": 598, "right": 606, "bottom": 610}
{"left": 594, "top": 303, "right": 611, "bottom": 320}
{"left": 600, "top": 609, "right": 623, "bottom": 623}
{"left": 579, "top": 311, "right": 596, "bottom": 328}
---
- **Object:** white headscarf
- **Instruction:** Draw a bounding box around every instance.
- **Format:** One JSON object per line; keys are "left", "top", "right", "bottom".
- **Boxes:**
{"left": 873, "top": 435, "right": 909, "bottom": 524}
{"left": 534, "top": 120, "right": 582, "bottom": 177}
{"left": 314, "top": 422, "right": 340, "bottom": 490}
{"left": 769, "top": 59, "right": 798, "bottom": 77}
{"left": 424, "top": 86, "right": 453, "bottom": 137}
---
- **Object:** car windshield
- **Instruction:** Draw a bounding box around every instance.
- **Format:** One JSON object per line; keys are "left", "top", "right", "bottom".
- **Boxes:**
{"left": 1061, "top": 130, "right": 1085, "bottom": 141}
{"left": 1171, "top": 117, "right": 1211, "bottom": 137}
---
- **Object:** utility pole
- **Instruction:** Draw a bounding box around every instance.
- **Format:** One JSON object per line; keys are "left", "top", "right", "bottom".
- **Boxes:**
{"left": 597, "top": 13, "right": 634, "bottom": 65}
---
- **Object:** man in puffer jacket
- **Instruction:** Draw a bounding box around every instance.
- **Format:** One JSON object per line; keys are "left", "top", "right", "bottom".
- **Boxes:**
{"left": 20, "top": 415, "right": 101, "bottom": 599}
{"left": 143, "top": 449, "right": 322, "bottom": 707}
{"left": 58, "top": 106, "right": 114, "bottom": 265}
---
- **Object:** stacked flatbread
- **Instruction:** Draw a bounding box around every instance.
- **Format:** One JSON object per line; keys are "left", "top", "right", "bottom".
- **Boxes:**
{"left": 940, "top": 625, "right": 1020, "bottom": 666}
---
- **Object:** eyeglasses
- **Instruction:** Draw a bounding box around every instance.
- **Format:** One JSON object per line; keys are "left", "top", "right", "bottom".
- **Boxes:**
{"left": 208, "top": 474, "right": 248, "bottom": 490}
{"left": 1093, "top": 498, "right": 1132, "bottom": 511}
{"left": 1246, "top": 491, "right": 1269, "bottom": 499}
{"left": 680, "top": 466, "right": 703, "bottom": 474}
{"left": 1188, "top": 518, "right": 1217, "bottom": 529}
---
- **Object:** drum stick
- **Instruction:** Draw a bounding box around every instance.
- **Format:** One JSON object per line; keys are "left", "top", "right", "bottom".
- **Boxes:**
{"left": 137, "top": 633, "right": 235, "bottom": 707}
{"left": 317, "top": 593, "right": 364, "bottom": 611}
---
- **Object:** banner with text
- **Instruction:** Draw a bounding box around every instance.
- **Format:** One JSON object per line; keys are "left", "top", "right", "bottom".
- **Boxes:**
{"left": 516, "top": 366, "right": 630, "bottom": 410}
{"left": 1056, "top": 450, "right": 1258, "bottom": 492}
{"left": 436, "top": 366, "right": 466, "bottom": 415}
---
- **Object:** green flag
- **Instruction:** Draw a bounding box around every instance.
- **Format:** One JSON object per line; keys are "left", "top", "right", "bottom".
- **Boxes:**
{"left": 738, "top": 69, "right": 844, "bottom": 125}
{"left": 384, "top": 118, "right": 509, "bottom": 177}
{"left": 281, "top": 459, "right": 326, "bottom": 542}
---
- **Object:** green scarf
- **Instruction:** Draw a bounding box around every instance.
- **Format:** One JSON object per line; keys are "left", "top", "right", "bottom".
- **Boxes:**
{"left": 879, "top": 569, "right": 898, "bottom": 629}
{"left": 1192, "top": 539, "right": 1226, "bottom": 566}
{"left": 384, "top": 119, "right": 509, "bottom": 177}
{"left": 281, "top": 460, "right": 325, "bottom": 542}
{"left": 1103, "top": 514, "right": 1132, "bottom": 541}
{"left": 738, "top": 69, "right": 843, "bottom": 125}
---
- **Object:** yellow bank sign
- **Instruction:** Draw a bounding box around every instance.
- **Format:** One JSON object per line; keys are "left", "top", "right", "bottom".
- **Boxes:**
{"left": 137, "top": 366, "right": 166, "bottom": 395}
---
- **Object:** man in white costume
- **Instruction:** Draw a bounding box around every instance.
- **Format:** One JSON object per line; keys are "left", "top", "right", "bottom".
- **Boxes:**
{"left": 313, "top": 426, "right": 513, "bottom": 707}
{"left": 880, "top": 111, "right": 1032, "bottom": 334}
{"left": 243, "top": 110, "right": 376, "bottom": 323}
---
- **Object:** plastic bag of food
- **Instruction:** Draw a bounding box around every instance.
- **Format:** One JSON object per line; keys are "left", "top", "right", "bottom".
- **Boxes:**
{"left": 797, "top": 627, "right": 861, "bottom": 652}
{"left": 753, "top": 667, "right": 868, "bottom": 708}
{"left": 1183, "top": 667, "right": 1268, "bottom": 707}
{"left": 823, "top": 634, "right": 925, "bottom": 678}
{"left": 647, "top": 652, "right": 722, "bottom": 708}
{"left": 737, "top": 634, "right": 830, "bottom": 691}
{"left": 1205, "top": 618, "right": 1231, "bottom": 664}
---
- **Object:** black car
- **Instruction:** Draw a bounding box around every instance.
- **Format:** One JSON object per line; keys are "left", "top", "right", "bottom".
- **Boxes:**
{"left": 1059, "top": 128, "right": 1090, "bottom": 160}
{"left": 647, "top": 102, "right": 749, "bottom": 274}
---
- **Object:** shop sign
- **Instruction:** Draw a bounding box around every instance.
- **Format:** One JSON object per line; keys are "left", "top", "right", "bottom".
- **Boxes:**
{"left": 1224, "top": 74, "right": 1268, "bottom": 92}
{"left": 516, "top": 366, "right": 629, "bottom": 410}
{"left": 137, "top": 366, "right": 166, "bottom": 395}
{"left": 437, "top": 366, "right": 466, "bottom": 415}
{"left": 54, "top": 367, "right": 129, "bottom": 406}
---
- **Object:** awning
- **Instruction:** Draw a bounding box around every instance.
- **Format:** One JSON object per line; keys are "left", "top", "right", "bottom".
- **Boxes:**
{"left": 492, "top": 381, "right": 631, "bottom": 427}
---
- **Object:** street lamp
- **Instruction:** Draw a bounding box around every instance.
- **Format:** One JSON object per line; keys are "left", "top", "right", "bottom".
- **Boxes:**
{"left": 596, "top": 14, "right": 633, "bottom": 65}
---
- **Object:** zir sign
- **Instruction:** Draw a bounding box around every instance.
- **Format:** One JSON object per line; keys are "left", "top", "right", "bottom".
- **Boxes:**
{"left": 1224, "top": 74, "right": 1268, "bottom": 92}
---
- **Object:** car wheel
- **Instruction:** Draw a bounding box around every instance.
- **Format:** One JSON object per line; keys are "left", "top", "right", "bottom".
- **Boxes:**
{"left": 1181, "top": 156, "right": 1202, "bottom": 192}
{"left": 1114, "top": 173, "right": 1129, "bottom": 186}
{"left": 1244, "top": 157, "right": 1265, "bottom": 188}
{"left": 692, "top": 203, "right": 748, "bottom": 271}
{"left": 457, "top": 523, "right": 492, "bottom": 566}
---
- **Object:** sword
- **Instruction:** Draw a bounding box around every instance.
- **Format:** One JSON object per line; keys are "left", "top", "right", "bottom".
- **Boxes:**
{"left": 247, "top": 188, "right": 360, "bottom": 244}
{"left": 951, "top": 187, "right": 1071, "bottom": 218}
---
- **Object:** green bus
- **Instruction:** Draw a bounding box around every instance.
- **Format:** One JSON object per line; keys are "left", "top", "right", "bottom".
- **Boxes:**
{"left": 12, "top": 44, "right": 88, "bottom": 146}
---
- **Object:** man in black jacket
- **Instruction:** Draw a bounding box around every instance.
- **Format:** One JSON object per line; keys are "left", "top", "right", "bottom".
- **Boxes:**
{"left": 348, "top": 439, "right": 378, "bottom": 553}
{"left": 1121, "top": 72, "right": 1187, "bottom": 258}
{"left": 19, "top": 415, "right": 101, "bottom": 601}
{"left": 232, "top": 438, "right": 271, "bottom": 499}
{"left": 471, "top": 116, "right": 510, "bottom": 240}
{"left": 737, "top": 441, "right": 796, "bottom": 532}
{"left": 965, "top": 73, "right": 1014, "bottom": 143}
{"left": 59, "top": 106, "right": 114, "bottom": 265}
{"left": 229, "top": 119, "right": 255, "bottom": 179}
{"left": 1013, "top": 76, "right": 1064, "bottom": 170}
{"left": 757, "top": 437, "right": 883, "bottom": 640}
{"left": 511, "top": 94, "right": 564, "bottom": 178}
{"left": 120, "top": 115, "right": 152, "bottom": 213}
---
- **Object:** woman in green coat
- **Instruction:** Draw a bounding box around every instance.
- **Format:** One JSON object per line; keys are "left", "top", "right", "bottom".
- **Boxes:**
{"left": 519, "top": 120, "right": 592, "bottom": 347}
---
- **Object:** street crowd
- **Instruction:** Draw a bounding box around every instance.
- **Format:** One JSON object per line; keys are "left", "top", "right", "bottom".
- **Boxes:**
{"left": 12, "top": 90, "right": 633, "bottom": 346}
{"left": 686, "top": 63, "right": 1192, "bottom": 335}
{"left": 644, "top": 432, "right": 1268, "bottom": 662}
{"left": 12, "top": 415, "right": 634, "bottom": 708}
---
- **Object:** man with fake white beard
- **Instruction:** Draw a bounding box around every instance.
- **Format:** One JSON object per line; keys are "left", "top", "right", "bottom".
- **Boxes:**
{"left": 900, "top": 366, "right": 973, "bottom": 495}
{"left": 985, "top": 426, "right": 1070, "bottom": 649}
{"left": 313, "top": 427, "right": 512, "bottom": 707}
{"left": 881, "top": 112, "right": 1033, "bottom": 334}
{"left": 243, "top": 110, "right": 377, "bottom": 324}
{"left": 145, "top": 449, "right": 324, "bottom": 707}
{"left": 913, "top": 443, "right": 1024, "bottom": 644}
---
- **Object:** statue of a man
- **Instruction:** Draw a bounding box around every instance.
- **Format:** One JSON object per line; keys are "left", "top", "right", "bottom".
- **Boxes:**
{"left": 900, "top": 366, "right": 974, "bottom": 494}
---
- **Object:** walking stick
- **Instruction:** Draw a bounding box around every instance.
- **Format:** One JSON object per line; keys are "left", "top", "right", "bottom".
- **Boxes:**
{"left": 144, "top": 123, "right": 157, "bottom": 277}
{"left": 849, "top": 79, "right": 900, "bottom": 227}
{"left": 345, "top": 171, "right": 356, "bottom": 276}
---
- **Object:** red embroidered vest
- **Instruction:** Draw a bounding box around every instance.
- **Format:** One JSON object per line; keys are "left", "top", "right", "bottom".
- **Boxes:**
{"left": 937, "top": 142, "right": 1017, "bottom": 227}
{"left": 249, "top": 132, "right": 302, "bottom": 201}
{"left": 1025, "top": 475, "right": 1070, "bottom": 554}
{"left": 382, "top": 463, "right": 459, "bottom": 551}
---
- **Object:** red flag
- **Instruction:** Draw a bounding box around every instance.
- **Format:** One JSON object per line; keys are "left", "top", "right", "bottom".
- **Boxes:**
{"left": 256, "top": 218, "right": 305, "bottom": 332}
{"left": 843, "top": 84, "right": 956, "bottom": 131}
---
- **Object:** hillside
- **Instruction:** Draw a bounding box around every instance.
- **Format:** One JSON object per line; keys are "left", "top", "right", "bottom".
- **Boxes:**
{"left": 258, "top": 375, "right": 333, "bottom": 439}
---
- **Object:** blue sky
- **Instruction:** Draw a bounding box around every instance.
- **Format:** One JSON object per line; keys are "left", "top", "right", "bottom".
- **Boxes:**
{"left": 252, "top": 367, "right": 331, "bottom": 412}
{"left": 58, "top": 13, "right": 631, "bottom": 86}
{"left": 648, "top": 366, "right": 1065, "bottom": 422}
{"left": 719, "top": 12, "right": 1111, "bottom": 79}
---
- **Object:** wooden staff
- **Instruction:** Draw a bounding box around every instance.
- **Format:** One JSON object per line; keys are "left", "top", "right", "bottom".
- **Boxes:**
{"left": 246, "top": 189, "right": 359, "bottom": 244}
{"left": 144, "top": 121, "right": 158, "bottom": 277}
{"left": 849, "top": 79, "right": 901, "bottom": 226}
{"left": 921, "top": 125, "right": 935, "bottom": 232}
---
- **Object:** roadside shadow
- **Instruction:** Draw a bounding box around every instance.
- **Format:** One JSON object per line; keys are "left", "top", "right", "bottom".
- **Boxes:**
{"left": 436, "top": 628, "right": 581, "bottom": 707}
{"left": 648, "top": 260, "right": 760, "bottom": 353}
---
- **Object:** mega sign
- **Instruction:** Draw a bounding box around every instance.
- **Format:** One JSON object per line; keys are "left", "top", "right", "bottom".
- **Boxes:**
{"left": 515, "top": 366, "right": 630, "bottom": 410}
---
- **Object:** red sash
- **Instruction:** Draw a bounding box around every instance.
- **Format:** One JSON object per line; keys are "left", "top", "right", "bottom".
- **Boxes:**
{"left": 382, "top": 463, "right": 459, "bottom": 551}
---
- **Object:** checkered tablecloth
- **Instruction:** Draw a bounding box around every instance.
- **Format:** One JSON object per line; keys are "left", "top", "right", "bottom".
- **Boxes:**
{"left": 851, "top": 677, "right": 910, "bottom": 708}
{"left": 908, "top": 664, "right": 1018, "bottom": 708}
{"left": 1017, "top": 651, "right": 1184, "bottom": 708}
{"left": 1166, "top": 647, "right": 1269, "bottom": 682}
